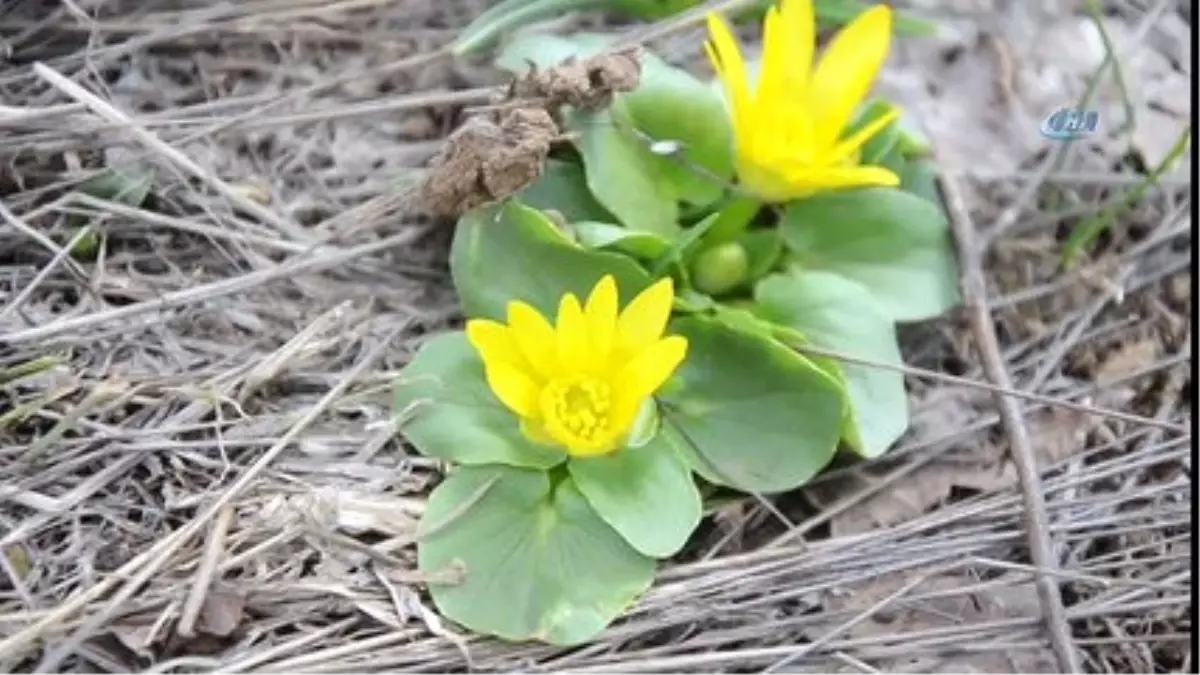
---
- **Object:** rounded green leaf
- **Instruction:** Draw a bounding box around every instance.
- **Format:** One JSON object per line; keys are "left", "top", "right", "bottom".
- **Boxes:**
{"left": 418, "top": 465, "right": 655, "bottom": 645}
{"left": 755, "top": 270, "right": 909, "bottom": 458}
{"left": 658, "top": 315, "right": 845, "bottom": 493}
{"left": 621, "top": 53, "right": 733, "bottom": 206}
{"left": 497, "top": 33, "right": 734, "bottom": 226}
{"left": 571, "top": 106, "right": 680, "bottom": 237}
{"left": 570, "top": 221, "right": 673, "bottom": 260}
{"left": 780, "top": 187, "right": 961, "bottom": 323}
{"left": 518, "top": 159, "right": 616, "bottom": 223}
{"left": 568, "top": 428, "right": 702, "bottom": 558}
{"left": 450, "top": 201, "right": 653, "bottom": 321}
{"left": 395, "top": 332, "right": 566, "bottom": 469}
{"left": 496, "top": 33, "right": 733, "bottom": 187}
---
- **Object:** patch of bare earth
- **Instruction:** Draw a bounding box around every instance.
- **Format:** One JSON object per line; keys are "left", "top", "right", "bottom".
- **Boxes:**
{"left": 0, "top": 0, "right": 1191, "bottom": 672}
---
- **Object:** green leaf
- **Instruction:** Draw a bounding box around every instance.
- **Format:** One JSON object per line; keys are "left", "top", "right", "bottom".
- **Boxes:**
{"left": 418, "top": 465, "right": 655, "bottom": 645}
{"left": 739, "top": 229, "right": 783, "bottom": 280}
{"left": 702, "top": 195, "right": 763, "bottom": 247}
{"left": 755, "top": 271, "right": 909, "bottom": 458}
{"left": 780, "top": 187, "right": 960, "bottom": 323}
{"left": 67, "top": 168, "right": 154, "bottom": 258}
{"left": 810, "top": 0, "right": 936, "bottom": 35}
{"left": 846, "top": 99, "right": 901, "bottom": 166}
{"left": 621, "top": 52, "right": 734, "bottom": 206}
{"left": 570, "top": 106, "right": 680, "bottom": 237}
{"left": 452, "top": 0, "right": 602, "bottom": 55}
{"left": 899, "top": 158, "right": 947, "bottom": 217}
{"left": 876, "top": 143, "right": 907, "bottom": 180}
{"left": 569, "top": 429, "right": 702, "bottom": 558}
{"left": 495, "top": 32, "right": 610, "bottom": 72}
{"left": 497, "top": 34, "right": 735, "bottom": 225}
{"left": 711, "top": 304, "right": 777, "bottom": 341}
{"left": 395, "top": 332, "right": 566, "bottom": 469}
{"left": 78, "top": 168, "right": 153, "bottom": 207}
{"left": 895, "top": 114, "right": 934, "bottom": 158}
{"left": 497, "top": 34, "right": 733, "bottom": 191}
{"left": 571, "top": 221, "right": 672, "bottom": 260}
{"left": 1062, "top": 126, "right": 1191, "bottom": 267}
{"left": 611, "top": 0, "right": 702, "bottom": 18}
{"left": 519, "top": 159, "right": 616, "bottom": 223}
{"left": 674, "top": 289, "right": 717, "bottom": 314}
{"left": 450, "top": 201, "right": 654, "bottom": 321}
{"left": 652, "top": 211, "right": 722, "bottom": 277}
{"left": 658, "top": 315, "right": 845, "bottom": 493}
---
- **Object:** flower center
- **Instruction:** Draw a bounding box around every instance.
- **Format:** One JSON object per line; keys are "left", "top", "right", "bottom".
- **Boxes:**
{"left": 539, "top": 376, "right": 614, "bottom": 450}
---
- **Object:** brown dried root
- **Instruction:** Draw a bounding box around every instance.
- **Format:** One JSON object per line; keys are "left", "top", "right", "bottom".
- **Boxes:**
{"left": 415, "top": 49, "right": 643, "bottom": 218}
{"left": 416, "top": 107, "right": 559, "bottom": 218}
{"left": 507, "top": 47, "right": 643, "bottom": 117}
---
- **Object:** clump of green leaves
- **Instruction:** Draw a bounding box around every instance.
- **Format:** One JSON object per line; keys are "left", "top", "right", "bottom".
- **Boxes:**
{"left": 395, "top": 32, "right": 959, "bottom": 647}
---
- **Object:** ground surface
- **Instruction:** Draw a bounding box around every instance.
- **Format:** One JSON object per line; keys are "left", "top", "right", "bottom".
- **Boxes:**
{"left": 0, "top": 0, "right": 1192, "bottom": 672}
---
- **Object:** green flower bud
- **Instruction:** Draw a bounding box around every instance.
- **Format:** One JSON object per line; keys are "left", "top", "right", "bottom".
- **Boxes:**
{"left": 691, "top": 241, "right": 749, "bottom": 296}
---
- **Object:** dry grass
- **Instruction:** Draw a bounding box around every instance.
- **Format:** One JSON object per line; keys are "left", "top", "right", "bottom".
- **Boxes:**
{"left": 0, "top": 0, "right": 1192, "bottom": 672}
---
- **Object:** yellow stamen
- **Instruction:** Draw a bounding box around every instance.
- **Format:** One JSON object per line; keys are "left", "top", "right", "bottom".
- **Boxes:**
{"left": 466, "top": 275, "right": 688, "bottom": 458}
{"left": 540, "top": 376, "right": 615, "bottom": 452}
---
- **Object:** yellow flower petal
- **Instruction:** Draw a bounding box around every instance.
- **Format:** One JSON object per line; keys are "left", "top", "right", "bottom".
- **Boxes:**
{"left": 752, "top": 4, "right": 787, "bottom": 135}
{"left": 705, "top": 12, "right": 752, "bottom": 137}
{"left": 775, "top": 0, "right": 816, "bottom": 152}
{"left": 482, "top": 361, "right": 539, "bottom": 418}
{"left": 616, "top": 277, "right": 675, "bottom": 355}
{"left": 615, "top": 335, "right": 689, "bottom": 404}
{"left": 467, "top": 319, "right": 540, "bottom": 416}
{"left": 827, "top": 105, "right": 901, "bottom": 165}
{"left": 781, "top": 164, "right": 901, "bottom": 194}
{"left": 808, "top": 4, "right": 893, "bottom": 149}
{"left": 465, "top": 319, "right": 525, "bottom": 370}
{"left": 506, "top": 300, "right": 557, "bottom": 381}
{"left": 584, "top": 275, "right": 619, "bottom": 361}
{"left": 736, "top": 156, "right": 808, "bottom": 203}
{"left": 555, "top": 292, "right": 590, "bottom": 372}
{"left": 780, "top": 0, "right": 815, "bottom": 87}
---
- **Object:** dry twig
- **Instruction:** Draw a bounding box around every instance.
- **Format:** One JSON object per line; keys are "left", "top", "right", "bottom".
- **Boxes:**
{"left": 937, "top": 169, "right": 1083, "bottom": 673}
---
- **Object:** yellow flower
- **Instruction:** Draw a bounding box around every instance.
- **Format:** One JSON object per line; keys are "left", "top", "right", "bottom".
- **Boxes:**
{"left": 466, "top": 276, "right": 688, "bottom": 458}
{"left": 705, "top": 0, "right": 901, "bottom": 202}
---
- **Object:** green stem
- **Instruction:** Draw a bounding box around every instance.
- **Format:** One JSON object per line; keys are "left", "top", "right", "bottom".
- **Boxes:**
{"left": 1061, "top": 126, "right": 1192, "bottom": 267}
